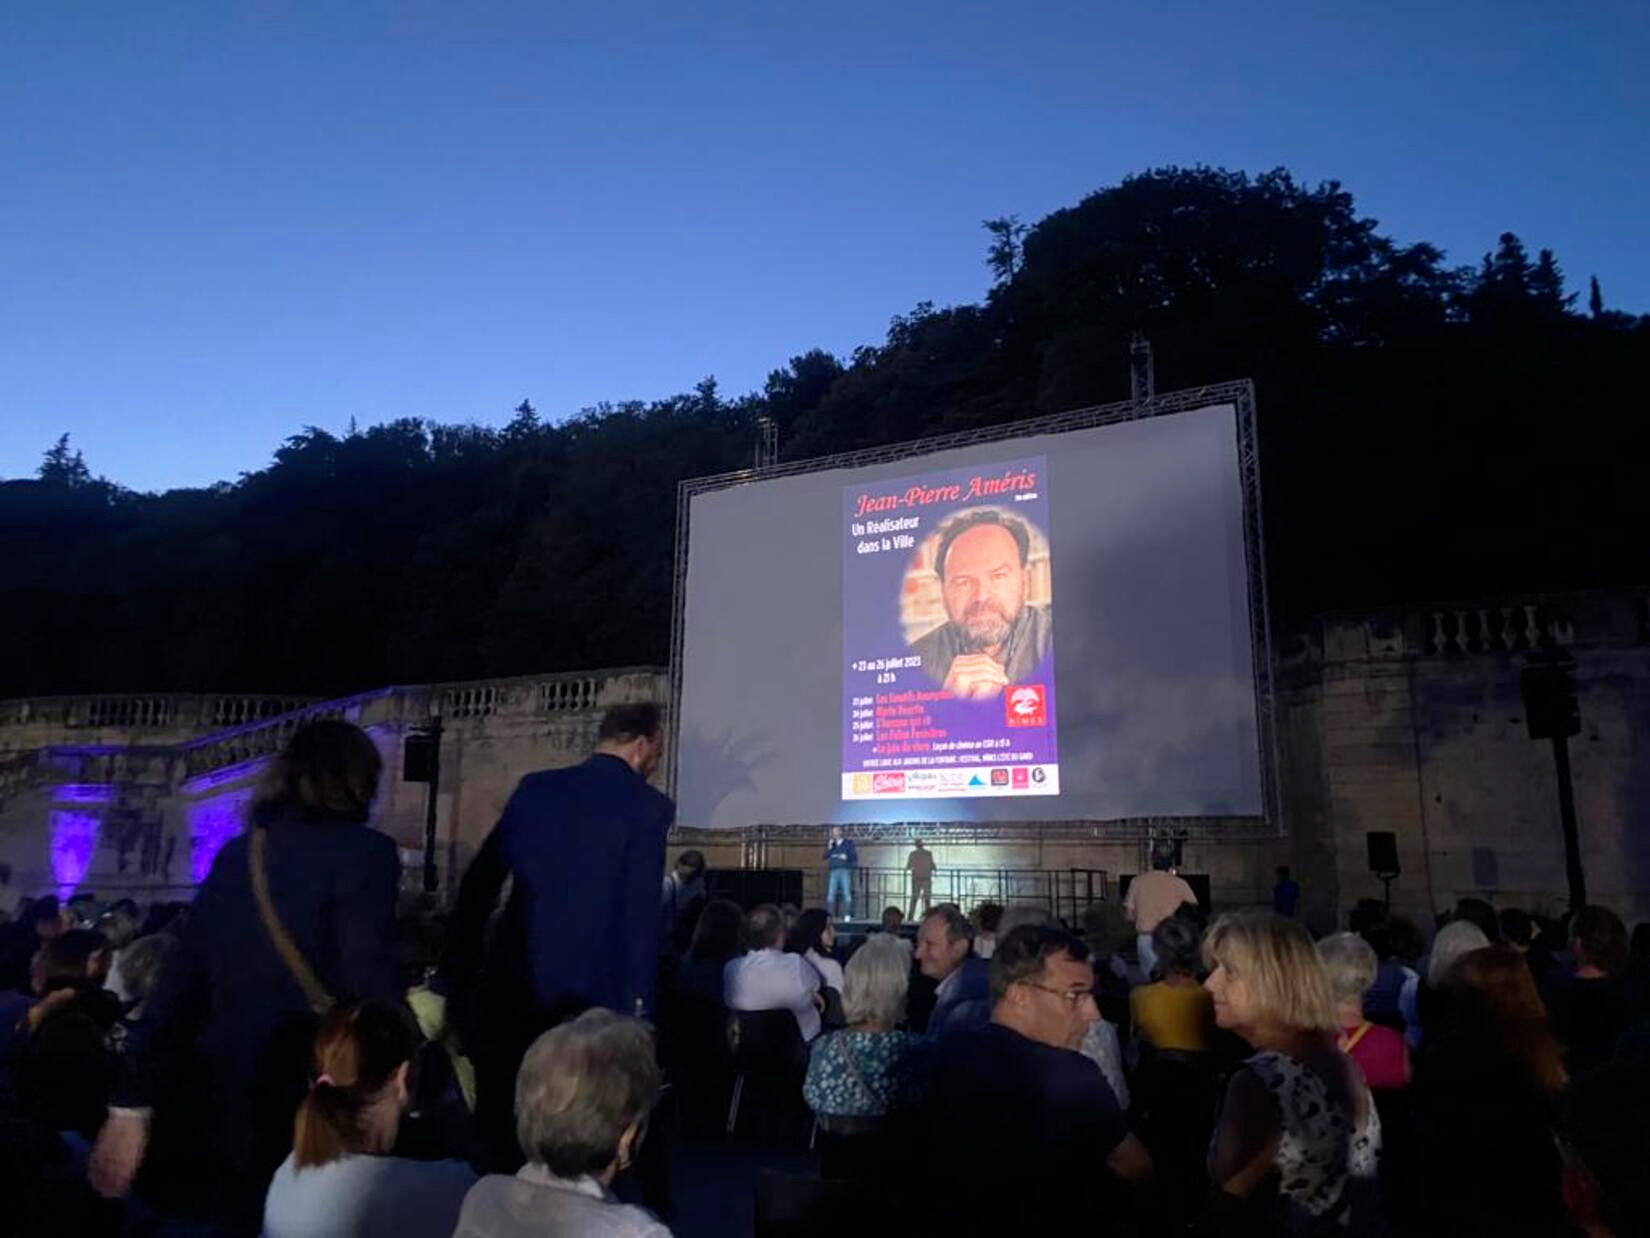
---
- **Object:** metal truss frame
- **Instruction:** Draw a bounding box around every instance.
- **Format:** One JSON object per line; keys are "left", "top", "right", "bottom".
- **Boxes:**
{"left": 668, "top": 379, "right": 1282, "bottom": 843}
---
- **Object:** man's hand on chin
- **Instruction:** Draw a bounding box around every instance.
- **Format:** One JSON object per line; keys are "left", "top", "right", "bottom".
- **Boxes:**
{"left": 944, "top": 654, "right": 1009, "bottom": 700}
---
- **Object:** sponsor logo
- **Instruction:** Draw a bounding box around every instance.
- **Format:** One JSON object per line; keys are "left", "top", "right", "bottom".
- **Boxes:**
{"left": 937, "top": 770, "right": 970, "bottom": 789}
{"left": 1030, "top": 767, "right": 1048, "bottom": 785}
{"left": 967, "top": 774, "right": 986, "bottom": 787}
{"left": 1012, "top": 767, "right": 1029, "bottom": 788}
{"left": 1005, "top": 684, "right": 1047, "bottom": 727}
{"left": 990, "top": 768, "right": 1010, "bottom": 787}
{"left": 852, "top": 774, "right": 873, "bottom": 794}
{"left": 872, "top": 772, "right": 906, "bottom": 794}
{"left": 904, "top": 771, "right": 939, "bottom": 791}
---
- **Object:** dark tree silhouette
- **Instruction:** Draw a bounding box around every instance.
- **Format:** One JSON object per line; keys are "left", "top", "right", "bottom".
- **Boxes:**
{"left": 0, "top": 166, "right": 1644, "bottom": 700}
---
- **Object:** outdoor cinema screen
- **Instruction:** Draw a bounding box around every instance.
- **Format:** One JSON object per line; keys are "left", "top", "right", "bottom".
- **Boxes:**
{"left": 673, "top": 394, "right": 1267, "bottom": 829}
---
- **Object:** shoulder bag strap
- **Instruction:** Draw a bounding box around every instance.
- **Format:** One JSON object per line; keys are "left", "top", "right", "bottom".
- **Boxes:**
{"left": 248, "top": 826, "right": 334, "bottom": 1015}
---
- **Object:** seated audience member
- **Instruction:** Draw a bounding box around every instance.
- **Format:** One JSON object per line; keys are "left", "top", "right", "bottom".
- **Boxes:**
{"left": 1560, "top": 1063, "right": 1650, "bottom": 1238}
{"left": 786, "top": 908, "right": 844, "bottom": 993}
{"left": 676, "top": 899, "right": 743, "bottom": 1006}
{"left": 659, "top": 850, "right": 707, "bottom": 961}
{"left": 1201, "top": 911, "right": 1382, "bottom": 1236}
{"left": 994, "top": 903, "right": 1054, "bottom": 940}
{"left": 1356, "top": 915, "right": 1413, "bottom": 1030}
{"left": 1543, "top": 905, "right": 1639, "bottom": 1079}
{"left": 913, "top": 904, "right": 990, "bottom": 1039}
{"left": 1402, "top": 918, "right": 1490, "bottom": 1049}
{"left": 97, "top": 901, "right": 143, "bottom": 1005}
{"left": 15, "top": 929, "right": 123, "bottom": 1138}
{"left": 1317, "top": 932, "right": 1410, "bottom": 1093}
{"left": 879, "top": 906, "right": 904, "bottom": 935}
{"left": 1079, "top": 1005, "right": 1130, "bottom": 1111}
{"left": 1408, "top": 946, "right": 1570, "bottom": 1237}
{"left": 724, "top": 904, "right": 822, "bottom": 1043}
{"left": 971, "top": 902, "right": 1004, "bottom": 960}
{"left": 1452, "top": 897, "right": 1500, "bottom": 944}
{"left": 1499, "top": 907, "right": 1535, "bottom": 956}
{"left": 0, "top": 896, "right": 65, "bottom": 992}
{"left": 263, "top": 1001, "right": 475, "bottom": 1238}
{"left": 803, "top": 933, "right": 926, "bottom": 1121}
{"left": 927, "top": 925, "right": 1151, "bottom": 1231}
{"left": 113, "top": 931, "right": 179, "bottom": 1026}
{"left": 454, "top": 1010, "right": 669, "bottom": 1238}
{"left": 1131, "top": 915, "right": 1215, "bottom": 1057}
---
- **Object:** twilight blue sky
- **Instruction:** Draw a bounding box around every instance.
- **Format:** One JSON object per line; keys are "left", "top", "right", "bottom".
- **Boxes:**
{"left": 3, "top": 1, "right": 1646, "bottom": 493}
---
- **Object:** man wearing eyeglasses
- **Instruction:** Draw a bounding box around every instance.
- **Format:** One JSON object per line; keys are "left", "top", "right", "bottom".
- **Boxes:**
{"left": 926, "top": 924, "right": 1152, "bottom": 1230}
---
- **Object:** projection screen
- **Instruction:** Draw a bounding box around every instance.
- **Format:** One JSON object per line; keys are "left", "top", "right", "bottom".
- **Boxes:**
{"left": 670, "top": 382, "right": 1275, "bottom": 831}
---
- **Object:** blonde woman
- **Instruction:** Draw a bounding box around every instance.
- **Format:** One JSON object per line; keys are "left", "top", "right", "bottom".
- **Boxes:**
{"left": 1202, "top": 912, "right": 1382, "bottom": 1236}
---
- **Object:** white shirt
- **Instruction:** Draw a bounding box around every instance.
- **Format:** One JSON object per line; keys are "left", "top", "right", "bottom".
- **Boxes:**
{"left": 805, "top": 948, "right": 844, "bottom": 992}
{"left": 263, "top": 1151, "right": 476, "bottom": 1238}
{"left": 724, "top": 948, "right": 821, "bottom": 1041}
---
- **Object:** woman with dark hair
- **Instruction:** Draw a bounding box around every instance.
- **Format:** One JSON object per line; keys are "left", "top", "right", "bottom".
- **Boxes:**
{"left": 90, "top": 719, "right": 403, "bottom": 1236}
{"left": 1543, "top": 905, "right": 1639, "bottom": 1079}
{"left": 787, "top": 908, "right": 844, "bottom": 993}
{"left": 263, "top": 1001, "right": 475, "bottom": 1238}
{"left": 676, "top": 899, "right": 744, "bottom": 1005}
{"left": 1407, "top": 946, "right": 1570, "bottom": 1236}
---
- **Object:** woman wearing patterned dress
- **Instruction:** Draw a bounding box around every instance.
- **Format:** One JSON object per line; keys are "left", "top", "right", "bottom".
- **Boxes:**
{"left": 803, "top": 933, "right": 926, "bottom": 1121}
{"left": 1201, "top": 911, "right": 1383, "bottom": 1236}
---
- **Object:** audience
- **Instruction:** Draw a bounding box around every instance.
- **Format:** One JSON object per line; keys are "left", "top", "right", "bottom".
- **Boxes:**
{"left": 786, "top": 908, "right": 843, "bottom": 994}
{"left": 89, "top": 718, "right": 403, "bottom": 1236}
{"left": 15, "top": 929, "right": 122, "bottom": 1139}
{"left": 4, "top": 807, "right": 1643, "bottom": 1238}
{"left": 1125, "top": 845, "right": 1196, "bottom": 978}
{"left": 724, "top": 903, "right": 822, "bottom": 1043}
{"left": 1317, "top": 932, "right": 1411, "bottom": 1092}
{"left": 1201, "top": 910, "right": 1382, "bottom": 1236}
{"left": 1543, "top": 905, "right": 1639, "bottom": 1078}
{"left": 0, "top": 896, "right": 65, "bottom": 992}
{"left": 971, "top": 901, "right": 1003, "bottom": 959}
{"left": 676, "top": 898, "right": 743, "bottom": 1006}
{"left": 453, "top": 1010, "right": 670, "bottom": 1238}
{"left": 1559, "top": 1062, "right": 1650, "bottom": 1238}
{"left": 1408, "top": 945, "right": 1570, "bottom": 1236}
{"left": 263, "top": 1001, "right": 475, "bottom": 1238}
{"left": 1131, "top": 915, "right": 1215, "bottom": 1057}
{"left": 913, "top": 904, "right": 990, "bottom": 1039}
{"left": 878, "top": 906, "right": 904, "bottom": 935}
{"left": 926, "top": 925, "right": 1151, "bottom": 1232}
{"left": 659, "top": 850, "right": 707, "bottom": 961}
{"left": 803, "top": 933, "right": 926, "bottom": 1122}
{"left": 1403, "top": 917, "right": 1490, "bottom": 1048}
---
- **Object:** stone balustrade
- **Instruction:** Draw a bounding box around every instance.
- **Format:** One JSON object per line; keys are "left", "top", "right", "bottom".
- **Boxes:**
{"left": 0, "top": 692, "right": 317, "bottom": 749}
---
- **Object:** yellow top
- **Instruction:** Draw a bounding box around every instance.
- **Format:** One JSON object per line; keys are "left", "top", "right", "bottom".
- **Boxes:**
{"left": 1130, "top": 979, "right": 1215, "bottom": 1052}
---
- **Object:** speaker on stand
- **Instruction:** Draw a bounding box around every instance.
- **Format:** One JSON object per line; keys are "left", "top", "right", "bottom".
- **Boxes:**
{"left": 1367, "top": 831, "right": 1400, "bottom": 910}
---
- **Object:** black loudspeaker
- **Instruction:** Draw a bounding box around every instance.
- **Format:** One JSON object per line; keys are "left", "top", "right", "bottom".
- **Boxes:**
{"left": 402, "top": 733, "right": 436, "bottom": 782}
{"left": 706, "top": 868, "right": 804, "bottom": 910}
{"left": 1367, "top": 831, "right": 1400, "bottom": 877}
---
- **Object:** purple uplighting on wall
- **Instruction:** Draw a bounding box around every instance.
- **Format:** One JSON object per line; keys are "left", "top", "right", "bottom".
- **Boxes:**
{"left": 49, "top": 810, "right": 100, "bottom": 896}
{"left": 188, "top": 791, "right": 250, "bottom": 883}
{"left": 53, "top": 783, "right": 115, "bottom": 805}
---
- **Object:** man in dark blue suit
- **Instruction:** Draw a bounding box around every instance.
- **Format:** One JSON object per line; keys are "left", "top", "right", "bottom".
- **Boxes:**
{"left": 443, "top": 701, "right": 674, "bottom": 1170}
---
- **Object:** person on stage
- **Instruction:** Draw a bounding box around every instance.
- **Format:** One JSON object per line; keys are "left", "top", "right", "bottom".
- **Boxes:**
{"left": 440, "top": 702, "right": 673, "bottom": 1171}
{"left": 910, "top": 509, "right": 1051, "bottom": 701}
{"left": 823, "top": 826, "right": 858, "bottom": 922}
{"left": 906, "top": 839, "right": 936, "bottom": 919}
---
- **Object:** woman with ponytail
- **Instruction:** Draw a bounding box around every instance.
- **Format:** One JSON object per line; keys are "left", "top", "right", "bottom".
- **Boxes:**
{"left": 263, "top": 1000, "right": 475, "bottom": 1238}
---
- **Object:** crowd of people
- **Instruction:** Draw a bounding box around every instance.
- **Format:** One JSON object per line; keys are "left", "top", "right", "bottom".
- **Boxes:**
{"left": 1, "top": 712, "right": 1648, "bottom": 1237}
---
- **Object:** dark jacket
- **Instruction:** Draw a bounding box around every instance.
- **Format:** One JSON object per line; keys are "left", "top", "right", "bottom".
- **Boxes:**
{"left": 17, "top": 982, "right": 121, "bottom": 1137}
{"left": 927, "top": 954, "right": 991, "bottom": 1039}
{"left": 444, "top": 754, "right": 674, "bottom": 1022}
{"left": 118, "top": 811, "right": 401, "bottom": 1222}
{"left": 824, "top": 839, "right": 859, "bottom": 870}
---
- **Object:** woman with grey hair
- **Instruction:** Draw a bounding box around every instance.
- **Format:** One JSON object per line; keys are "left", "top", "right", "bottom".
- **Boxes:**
{"left": 803, "top": 933, "right": 927, "bottom": 1122}
{"left": 453, "top": 1009, "right": 669, "bottom": 1238}
{"left": 1317, "top": 932, "right": 1410, "bottom": 1092}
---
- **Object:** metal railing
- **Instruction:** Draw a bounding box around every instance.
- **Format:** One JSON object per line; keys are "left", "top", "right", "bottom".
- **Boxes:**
{"left": 810, "top": 866, "right": 1108, "bottom": 923}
